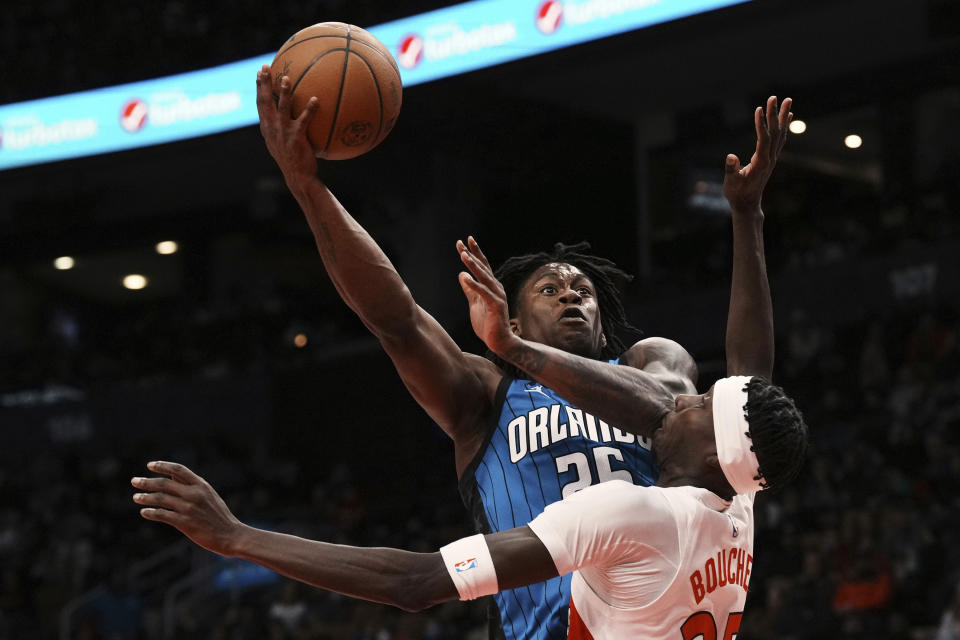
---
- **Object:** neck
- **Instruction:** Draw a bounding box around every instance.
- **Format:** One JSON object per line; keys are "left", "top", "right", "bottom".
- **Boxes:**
{"left": 656, "top": 469, "right": 735, "bottom": 501}
{"left": 655, "top": 469, "right": 703, "bottom": 490}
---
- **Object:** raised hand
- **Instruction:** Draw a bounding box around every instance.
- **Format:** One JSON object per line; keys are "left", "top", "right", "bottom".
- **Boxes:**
{"left": 457, "top": 236, "right": 517, "bottom": 356}
{"left": 723, "top": 96, "right": 793, "bottom": 215}
{"left": 132, "top": 461, "right": 245, "bottom": 556}
{"left": 256, "top": 64, "right": 320, "bottom": 186}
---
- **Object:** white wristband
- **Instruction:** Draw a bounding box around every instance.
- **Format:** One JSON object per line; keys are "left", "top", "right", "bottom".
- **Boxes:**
{"left": 439, "top": 534, "right": 499, "bottom": 601}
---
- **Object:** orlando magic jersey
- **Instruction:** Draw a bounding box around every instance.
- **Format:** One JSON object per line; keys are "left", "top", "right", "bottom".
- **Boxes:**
{"left": 459, "top": 373, "right": 658, "bottom": 640}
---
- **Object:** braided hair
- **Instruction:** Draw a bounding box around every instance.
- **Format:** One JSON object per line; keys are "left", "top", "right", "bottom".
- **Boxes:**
{"left": 743, "top": 377, "right": 809, "bottom": 492}
{"left": 488, "top": 241, "right": 641, "bottom": 376}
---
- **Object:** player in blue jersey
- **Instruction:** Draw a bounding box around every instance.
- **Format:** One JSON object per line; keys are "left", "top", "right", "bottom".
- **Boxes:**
{"left": 257, "top": 64, "right": 695, "bottom": 637}
{"left": 443, "top": 240, "right": 692, "bottom": 638}
{"left": 256, "top": 65, "right": 776, "bottom": 638}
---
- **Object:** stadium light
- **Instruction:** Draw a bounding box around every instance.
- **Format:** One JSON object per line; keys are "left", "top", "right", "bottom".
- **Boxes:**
{"left": 123, "top": 274, "right": 148, "bottom": 290}
{"left": 54, "top": 256, "right": 75, "bottom": 270}
{"left": 156, "top": 241, "right": 178, "bottom": 255}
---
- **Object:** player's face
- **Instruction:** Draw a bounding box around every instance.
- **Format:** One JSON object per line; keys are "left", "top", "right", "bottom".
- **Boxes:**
{"left": 653, "top": 385, "right": 716, "bottom": 468}
{"left": 512, "top": 263, "right": 604, "bottom": 357}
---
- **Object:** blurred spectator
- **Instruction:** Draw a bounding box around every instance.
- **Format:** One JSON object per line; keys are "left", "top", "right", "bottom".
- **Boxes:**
{"left": 936, "top": 580, "right": 960, "bottom": 640}
{"left": 268, "top": 582, "right": 310, "bottom": 639}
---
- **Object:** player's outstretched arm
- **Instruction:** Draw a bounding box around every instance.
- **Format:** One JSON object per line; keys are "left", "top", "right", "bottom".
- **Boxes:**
{"left": 457, "top": 237, "right": 675, "bottom": 437}
{"left": 721, "top": 96, "right": 792, "bottom": 379}
{"left": 256, "top": 66, "right": 495, "bottom": 457}
{"left": 133, "top": 462, "right": 558, "bottom": 611}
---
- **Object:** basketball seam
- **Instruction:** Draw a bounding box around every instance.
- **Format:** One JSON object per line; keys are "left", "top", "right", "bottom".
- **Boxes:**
{"left": 278, "top": 31, "right": 399, "bottom": 77}
{"left": 275, "top": 30, "right": 350, "bottom": 59}
{"left": 322, "top": 25, "right": 353, "bottom": 154}
{"left": 347, "top": 51, "right": 384, "bottom": 150}
{"left": 290, "top": 48, "right": 345, "bottom": 95}
{"left": 288, "top": 47, "right": 347, "bottom": 146}
{"left": 349, "top": 39, "right": 401, "bottom": 76}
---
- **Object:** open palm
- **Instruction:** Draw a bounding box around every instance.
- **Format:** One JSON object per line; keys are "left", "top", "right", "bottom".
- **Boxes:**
{"left": 456, "top": 237, "right": 515, "bottom": 354}
{"left": 723, "top": 96, "right": 793, "bottom": 214}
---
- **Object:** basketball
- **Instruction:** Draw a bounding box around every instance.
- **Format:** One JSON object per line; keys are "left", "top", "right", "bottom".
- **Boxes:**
{"left": 270, "top": 22, "right": 403, "bottom": 160}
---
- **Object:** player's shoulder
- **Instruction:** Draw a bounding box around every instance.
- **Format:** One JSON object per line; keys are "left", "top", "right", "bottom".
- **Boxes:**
{"left": 619, "top": 337, "right": 698, "bottom": 392}
{"left": 462, "top": 352, "right": 506, "bottom": 390}
{"left": 567, "top": 481, "right": 676, "bottom": 520}
{"left": 620, "top": 337, "right": 694, "bottom": 368}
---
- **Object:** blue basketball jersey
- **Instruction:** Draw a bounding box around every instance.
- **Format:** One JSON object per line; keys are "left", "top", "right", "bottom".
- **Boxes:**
{"left": 458, "top": 371, "right": 659, "bottom": 640}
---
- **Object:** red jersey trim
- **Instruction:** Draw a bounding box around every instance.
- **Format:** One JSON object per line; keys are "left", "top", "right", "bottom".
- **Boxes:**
{"left": 568, "top": 598, "right": 595, "bottom": 640}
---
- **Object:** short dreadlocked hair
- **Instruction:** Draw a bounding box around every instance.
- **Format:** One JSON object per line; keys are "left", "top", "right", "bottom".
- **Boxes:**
{"left": 490, "top": 241, "right": 640, "bottom": 372}
{"left": 743, "top": 377, "right": 809, "bottom": 492}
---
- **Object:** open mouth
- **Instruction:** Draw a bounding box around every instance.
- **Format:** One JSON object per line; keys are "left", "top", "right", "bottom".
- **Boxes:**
{"left": 559, "top": 308, "right": 586, "bottom": 322}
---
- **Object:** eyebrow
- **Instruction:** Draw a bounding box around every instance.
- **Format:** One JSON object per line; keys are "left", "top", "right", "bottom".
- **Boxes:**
{"left": 532, "top": 271, "right": 593, "bottom": 285}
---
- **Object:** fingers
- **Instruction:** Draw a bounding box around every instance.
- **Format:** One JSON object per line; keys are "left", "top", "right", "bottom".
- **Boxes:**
{"left": 458, "top": 242, "right": 502, "bottom": 293}
{"left": 466, "top": 236, "right": 493, "bottom": 271}
{"left": 778, "top": 98, "right": 792, "bottom": 129}
{"left": 780, "top": 111, "right": 793, "bottom": 153}
{"left": 258, "top": 65, "right": 317, "bottom": 139}
{"left": 146, "top": 460, "right": 203, "bottom": 485}
{"left": 133, "top": 461, "right": 206, "bottom": 525}
{"left": 778, "top": 98, "right": 794, "bottom": 154}
{"left": 765, "top": 95, "right": 779, "bottom": 137}
{"left": 133, "top": 489, "right": 191, "bottom": 514}
{"left": 769, "top": 96, "right": 789, "bottom": 156}
{"left": 256, "top": 65, "right": 274, "bottom": 113}
{"left": 456, "top": 236, "right": 493, "bottom": 273}
{"left": 458, "top": 271, "right": 498, "bottom": 303}
{"left": 276, "top": 75, "right": 292, "bottom": 117}
{"left": 456, "top": 239, "right": 483, "bottom": 276}
{"left": 139, "top": 506, "right": 186, "bottom": 527}
{"left": 132, "top": 469, "right": 192, "bottom": 527}
{"left": 131, "top": 475, "right": 191, "bottom": 497}
{"left": 458, "top": 271, "right": 481, "bottom": 298}
{"left": 724, "top": 154, "right": 741, "bottom": 175}
{"left": 294, "top": 96, "right": 319, "bottom": 136}
{"left": 753, "top": 105, "right": 769, "bottom": 158}
{"left": 755, "top": 96, "right": 792, "bottom": 166}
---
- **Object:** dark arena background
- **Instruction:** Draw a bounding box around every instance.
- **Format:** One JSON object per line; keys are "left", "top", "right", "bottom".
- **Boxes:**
{"left": 2, "top": 0, "right": 960, "bottom": 638}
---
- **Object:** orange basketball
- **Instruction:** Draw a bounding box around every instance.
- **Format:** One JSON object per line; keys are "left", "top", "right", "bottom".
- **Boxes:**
{"left": 271, "top": 22, "right": 402, "bottom": 160}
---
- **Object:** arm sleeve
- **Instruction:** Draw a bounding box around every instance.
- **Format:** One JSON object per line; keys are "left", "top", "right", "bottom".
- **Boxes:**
{"left": 527, "top": 481, "right": 677, "bottom": 575}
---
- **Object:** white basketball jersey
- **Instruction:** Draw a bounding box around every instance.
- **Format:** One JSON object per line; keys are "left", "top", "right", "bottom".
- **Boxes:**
{"left": 528, "top": 480, "right": 755, "bottom": 640}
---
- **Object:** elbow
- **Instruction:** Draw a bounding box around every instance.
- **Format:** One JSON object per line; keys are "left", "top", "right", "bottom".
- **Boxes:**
{"left": 396, "top": 599, "right": 431, "bottom": 614}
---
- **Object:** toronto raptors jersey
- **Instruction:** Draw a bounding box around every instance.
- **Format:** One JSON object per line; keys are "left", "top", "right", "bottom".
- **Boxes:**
{"left": 528, "top": 480, "right": 756, "bottom": 640}
{"left": 459, "top": 375, "right": 659, "bottom": 640}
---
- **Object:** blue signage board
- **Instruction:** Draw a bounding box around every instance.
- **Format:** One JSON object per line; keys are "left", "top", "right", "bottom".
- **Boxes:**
{"left": 0, "top": 0, "right": 751, "bottom": 170}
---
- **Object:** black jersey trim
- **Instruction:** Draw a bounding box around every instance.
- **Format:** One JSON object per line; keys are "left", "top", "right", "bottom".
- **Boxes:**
{"left": 457, "top": 375, "right": 514, "bottom": 640}
{"left": 458, "top": 375, "right": 512, "bottom": 504}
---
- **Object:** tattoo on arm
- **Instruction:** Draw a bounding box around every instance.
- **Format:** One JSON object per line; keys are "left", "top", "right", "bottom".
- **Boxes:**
{"left": 506, "top": 344, "right": 548, "bottom": 375}
{"left": 317, "top": 221, "right": 338, "bottom": 265}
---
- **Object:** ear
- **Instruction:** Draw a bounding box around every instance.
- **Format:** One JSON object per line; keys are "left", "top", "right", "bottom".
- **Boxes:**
{"left": 509, "top": 318, "right": 521, "bottom": 336}
{"left": 600, "top": 332, "right": 607, "bottom": 348}
{"left": 705, "top": 452, "right": 721, "bottom": 471}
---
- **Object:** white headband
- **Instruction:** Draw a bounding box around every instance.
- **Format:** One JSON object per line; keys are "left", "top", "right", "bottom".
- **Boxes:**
{"left": 713, "top": 376, "right": 765, "bottom": 495}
